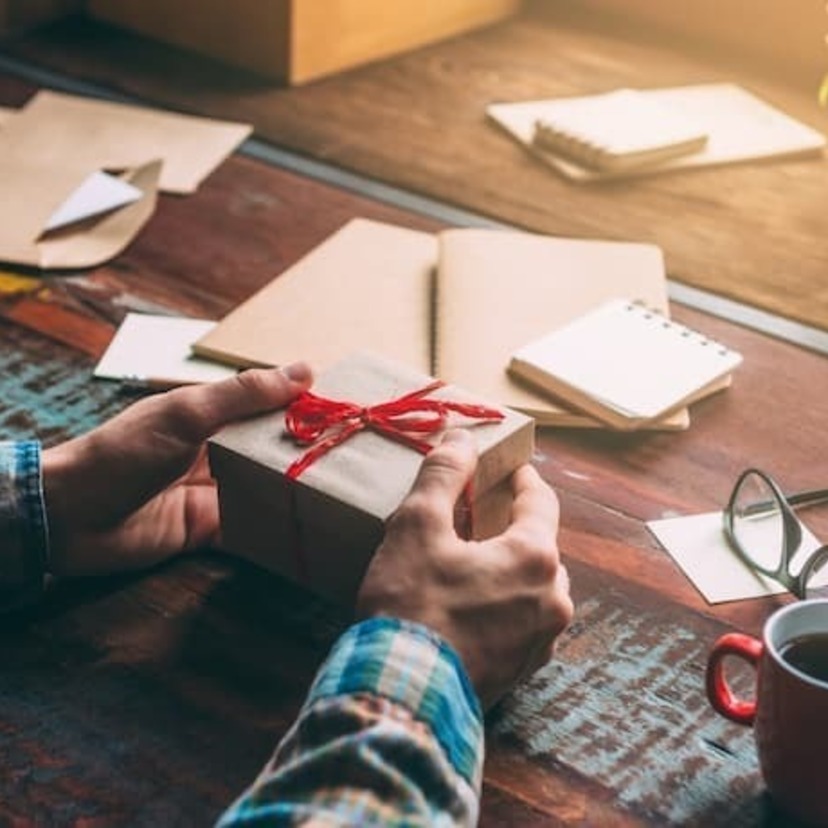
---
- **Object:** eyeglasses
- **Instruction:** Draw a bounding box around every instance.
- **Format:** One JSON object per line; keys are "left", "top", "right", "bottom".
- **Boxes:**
{"left": 723, "top": 469, "right": 828, "bottom": 600}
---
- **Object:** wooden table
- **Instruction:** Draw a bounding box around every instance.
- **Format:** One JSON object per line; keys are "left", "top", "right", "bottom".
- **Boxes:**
{"left": 1, "top": 72, "right": 826, "bottom": 827}
{"left": 4, "top": 10, "right": 828, "bottom": 333}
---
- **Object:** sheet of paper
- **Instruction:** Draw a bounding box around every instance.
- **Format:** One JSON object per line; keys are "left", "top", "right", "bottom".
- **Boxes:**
{"left": 648, "top": 510, "right": 826, "bottom": 604}
{"left": 44, "top": 170, "right": 142, "bottom": 232}
{"left": 0, "top": 90, "right": 251, "bottom": 194}
{"left": 94, "top": 313, "right": 238, "bottom": 387}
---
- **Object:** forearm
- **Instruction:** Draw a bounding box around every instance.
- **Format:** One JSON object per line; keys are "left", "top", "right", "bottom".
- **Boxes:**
{"left": 0, "top": 441, "right": 49, "bottom": 611}
{"left": 218, "top": 617, "right": 484, "bottom": 827}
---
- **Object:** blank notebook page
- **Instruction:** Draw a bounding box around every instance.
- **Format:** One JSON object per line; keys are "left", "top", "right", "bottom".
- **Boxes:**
{"left": 511, "top": 299, "right": 743, "bottom": 420}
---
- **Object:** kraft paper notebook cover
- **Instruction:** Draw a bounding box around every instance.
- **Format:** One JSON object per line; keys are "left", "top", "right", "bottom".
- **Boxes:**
{"left": 194, "top": 218, "right": 435, "bottom": 376}
{"left": 509, "top": 298, "right": 743, "bottom": 431}
{"left": 487, "top": 83, "right": 826, "bottom": 182}
{"left": 194, "top": 218, "right": 701, "bottom": 429}
{"left": 434, "top": 227, "right": 711, "bottom": 428}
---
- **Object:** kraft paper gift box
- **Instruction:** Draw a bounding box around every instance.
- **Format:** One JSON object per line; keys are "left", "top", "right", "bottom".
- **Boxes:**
{"left": 208, "top": 351, "right": 534, "bottom": 605}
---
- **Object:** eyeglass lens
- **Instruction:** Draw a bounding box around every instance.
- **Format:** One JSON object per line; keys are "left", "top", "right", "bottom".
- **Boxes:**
{"left": 731, "top": 471, "right": 785, "bottom": 574}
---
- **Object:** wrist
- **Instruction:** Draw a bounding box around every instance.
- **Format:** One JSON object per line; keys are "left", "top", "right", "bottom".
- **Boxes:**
{"left": 0, "top": 441, "right": 49, "bottom": 608}
{"left": 41, "top": 441, "right": 80, "bottom": 574}
{"left": 311, "top": 617, "right": 484, "bottom": 787}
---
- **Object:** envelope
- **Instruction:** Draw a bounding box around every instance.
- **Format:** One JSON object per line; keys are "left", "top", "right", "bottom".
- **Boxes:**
{"left": 0, "top": 158, "right": 160, "bottom": 269}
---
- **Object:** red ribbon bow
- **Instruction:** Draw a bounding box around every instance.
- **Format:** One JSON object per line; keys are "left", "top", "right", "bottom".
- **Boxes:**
{"left": 285, "top": 380, "right": 504, "bottom": 479}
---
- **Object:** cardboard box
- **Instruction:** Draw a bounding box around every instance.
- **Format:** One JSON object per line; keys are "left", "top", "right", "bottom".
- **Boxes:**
{"left": 87, "top": 0, "right": 523, "bottom": 84}
{"left": 209, "top": 351, "right": 534, "bottom": 604}
{"left": 0, "top": 0, "right": 80, "bottom": 34}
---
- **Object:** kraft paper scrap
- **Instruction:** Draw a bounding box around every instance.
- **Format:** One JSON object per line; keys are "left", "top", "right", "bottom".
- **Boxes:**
{"left": 1, "top": 90, "right": 251, "bottom": 195}
{"left": 0, "top": 158, "right": 161, "bottom": 270}
{"left": 0, "top": 90, "right": 250, "bottom": 269}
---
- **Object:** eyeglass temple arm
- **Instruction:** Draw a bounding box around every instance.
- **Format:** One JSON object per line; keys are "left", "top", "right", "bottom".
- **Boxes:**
{"left": 786, "top": 488, "right": 828, "bottom": 510}
{"left": 739, "top": 488, "right": 828, "bottom": 518}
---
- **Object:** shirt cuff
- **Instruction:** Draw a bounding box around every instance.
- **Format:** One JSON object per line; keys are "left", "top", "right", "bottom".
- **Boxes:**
{"left": 0, "top": 440, "right": 49, "bottom": 610}
{"left": 307, "top": 616, "right": 484, "bottom": 789}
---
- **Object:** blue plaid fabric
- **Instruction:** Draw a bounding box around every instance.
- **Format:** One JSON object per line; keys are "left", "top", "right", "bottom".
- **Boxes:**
{"left": 219, "top": 617, "right": 484, "bottom": 827}
{"left": 0, "top": 441, "right": 48, "bottom": 610}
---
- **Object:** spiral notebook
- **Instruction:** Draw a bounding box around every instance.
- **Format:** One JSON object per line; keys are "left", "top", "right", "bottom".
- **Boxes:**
{"left": 488, "top": 83, "right": 827, "bottom": 182}
{"left": 509, "top": 298, "right": 743, "bottom": 430}
{"left": 531, "top": 88, "right": 708, "bottom": 172}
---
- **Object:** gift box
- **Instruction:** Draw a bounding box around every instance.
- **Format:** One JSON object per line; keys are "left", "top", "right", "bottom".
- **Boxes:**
{"left": 209, "top": 351, "right": 534, "bottom": 605}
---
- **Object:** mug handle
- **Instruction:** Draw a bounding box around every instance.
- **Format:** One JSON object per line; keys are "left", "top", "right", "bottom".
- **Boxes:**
{"left": 705, "top": 632, "right": 764, "bottom": 726}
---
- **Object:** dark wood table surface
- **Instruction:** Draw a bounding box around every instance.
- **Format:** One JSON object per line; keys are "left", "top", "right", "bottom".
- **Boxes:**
{"left": 1, "top": 71, "right": 826, "bottom": 826}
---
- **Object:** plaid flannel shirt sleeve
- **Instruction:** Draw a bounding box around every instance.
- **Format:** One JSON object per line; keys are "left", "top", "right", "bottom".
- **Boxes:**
{"left": 217, "top": 616, "right": 485, "bottom": 828}
{"left": 0, "top": 441, "right": 49, "bottom": 611}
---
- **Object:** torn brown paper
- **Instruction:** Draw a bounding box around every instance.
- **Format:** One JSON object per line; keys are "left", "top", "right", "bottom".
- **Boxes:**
{"left": 0, "top": 90, "right": 251, "bottom": 194}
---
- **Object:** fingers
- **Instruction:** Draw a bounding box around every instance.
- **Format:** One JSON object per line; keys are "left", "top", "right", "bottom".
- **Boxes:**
{"left": 387, "top": 430, "right": 479, "bottom": 538}
{"left": 403, "top": 429, "right": 479, "bottom": 525}
{"left": 515, "top": 563, "right": 574, "bottom": 688}
{"left": 160, "top": 362, "right": 313, "bottom": 444}
{"left": 506, "top": 464, "right": 560, "bottom": 549}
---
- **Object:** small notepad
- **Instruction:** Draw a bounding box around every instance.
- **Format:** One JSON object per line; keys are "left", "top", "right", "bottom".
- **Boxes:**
{"left": 531, "top": 88, "right": 708, "bottom": 172}
{"left": 488, "top": 83, "right": 827, "bottom": 183}
{"left": 508, "top": 299, "right": 743, "bottom": 430}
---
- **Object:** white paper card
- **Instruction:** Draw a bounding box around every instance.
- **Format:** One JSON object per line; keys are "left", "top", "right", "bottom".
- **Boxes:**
{"left": 648, "top": 511, "right": 827, "bottom": 603}
{"left": 44, "top": 170, "right": 143, "bottom": 232}
{"left": 94, "top": 313, "right": 237, "bottom": 387}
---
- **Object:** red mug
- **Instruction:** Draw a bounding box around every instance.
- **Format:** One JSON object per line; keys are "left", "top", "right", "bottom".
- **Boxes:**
{"left": 706, "top": 599, "right": 828, "bottom": 826}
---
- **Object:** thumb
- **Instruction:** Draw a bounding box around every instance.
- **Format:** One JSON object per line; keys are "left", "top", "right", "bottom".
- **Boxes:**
{"left": 163, "top": 362, "right": 313, "bottom": 443}
{"left": 409, "top": 428, "right": 478, "bottom": 517}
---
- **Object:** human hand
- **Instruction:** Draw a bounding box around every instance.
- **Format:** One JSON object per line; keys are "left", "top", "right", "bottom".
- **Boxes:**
{"left": 356, "top": 428, "right": 573, "bottom": 710}
{"left": 42, "top": 363, "right": 313, "bottom": 577}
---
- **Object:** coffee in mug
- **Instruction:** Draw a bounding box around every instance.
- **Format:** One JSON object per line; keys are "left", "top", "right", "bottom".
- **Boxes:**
{"left": 778, "top": 632, "right": 828, "bottom": 683}
{"left": 706, "top": 599, "right": 828, "bottom": 826}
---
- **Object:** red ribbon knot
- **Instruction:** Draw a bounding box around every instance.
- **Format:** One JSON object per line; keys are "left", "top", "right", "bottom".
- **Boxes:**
{"left": 285, "top": 379, "right": 504, "bottom": 480}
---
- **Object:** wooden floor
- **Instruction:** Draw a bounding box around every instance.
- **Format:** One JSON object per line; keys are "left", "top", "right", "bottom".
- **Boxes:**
{"left": 1, "top": 45, "right": 827, "bottom": 828}
{"left": 3, "top": 8, "right": 828, "bottom": 335}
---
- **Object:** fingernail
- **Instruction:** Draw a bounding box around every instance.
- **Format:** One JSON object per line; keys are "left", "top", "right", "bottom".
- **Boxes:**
{"left": 280, "top": 362, "right": 312, "bottom": 383}
{"left": 442, "top": 428, "right": 473, "bottom": 446}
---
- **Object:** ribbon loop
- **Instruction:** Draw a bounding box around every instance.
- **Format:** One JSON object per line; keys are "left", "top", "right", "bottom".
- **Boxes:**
{"left": 284, "top": 380, "right": 504, "bottom": 480}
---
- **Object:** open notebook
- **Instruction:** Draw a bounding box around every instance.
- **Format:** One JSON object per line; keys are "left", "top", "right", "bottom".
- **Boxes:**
{"left": 487, "top": 83, "right": 826, "bottom": 182}
{"left": 194, "top": 218, "right": 706, "bottom": 429}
